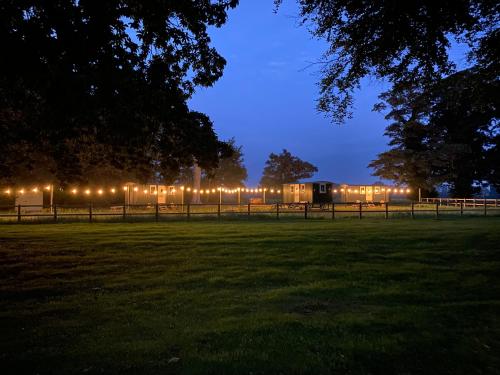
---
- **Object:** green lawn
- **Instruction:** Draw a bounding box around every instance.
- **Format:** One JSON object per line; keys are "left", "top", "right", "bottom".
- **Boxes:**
{"left": 1, "top": 218, "right": 499, "bottom": 374}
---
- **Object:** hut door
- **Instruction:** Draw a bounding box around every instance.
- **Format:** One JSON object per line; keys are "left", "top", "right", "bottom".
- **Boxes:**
{"left": 366, "top": 186, "right": 373, "bottom": 202}
{"left": 294, "top": 184, "right": 300, "bottom": 202}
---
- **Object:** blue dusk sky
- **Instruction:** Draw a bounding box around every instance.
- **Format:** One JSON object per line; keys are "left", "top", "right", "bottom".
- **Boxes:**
{"left": 189, "top": 1, "right": 470, "bottom": 186}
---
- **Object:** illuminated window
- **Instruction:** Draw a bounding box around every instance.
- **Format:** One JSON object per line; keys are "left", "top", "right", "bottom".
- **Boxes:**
{"left": 320, "top": 184, "right": 326, "bottom": 193}
{"left": 149, "top": 185, "right": 157, "bottom": 195}
{"left": 375, "top": 187, "right": 380, "bottom": 194}
{"left": 169, "top": 186, "right": 175, "bottom": 194}
{"left": 290, "top": 185, "right": 294, "bottom": 193}
{"left": 300, "top": 184, "right": 305, "bottom": 192}
{"left": 360, "top": 186, "right": 366, "bottom": 194}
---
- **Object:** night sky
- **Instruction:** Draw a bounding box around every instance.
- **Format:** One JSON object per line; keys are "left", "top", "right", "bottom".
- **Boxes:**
{"left": 189, "top": 1, "right": 390, "bottom": 186}
{"left": 190, "top": 1, "right": 470, "bottom": 186}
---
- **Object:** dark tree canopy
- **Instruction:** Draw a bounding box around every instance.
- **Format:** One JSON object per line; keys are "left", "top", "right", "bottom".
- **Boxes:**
{"left": 370, "top": 67, "right": 499, "bottom": 197}
{"left": 176, "top": 138, "right": 247, "bottom": 187}
{"left": 0, "top": 0, "right": 238, "bottom": 187}
{"left": 276, "top": 0, "right": 499, "bottom": 123}
{"left": 260, "top": 149, "right": 318, "bottom": 187}
{"left": 204, "top": 138, "right": 248, "bottom": 187}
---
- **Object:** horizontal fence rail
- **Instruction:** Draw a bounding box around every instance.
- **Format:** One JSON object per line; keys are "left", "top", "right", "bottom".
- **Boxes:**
{"left": 0, "top": 201, "right": 499, "bottom": 223}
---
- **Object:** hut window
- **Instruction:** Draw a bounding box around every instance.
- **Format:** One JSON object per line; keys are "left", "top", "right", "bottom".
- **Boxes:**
{"left": 300, "top": 184, "right": 305, "bottom": 192}
{"left": 375, "top": 187, "right": 380, "bottom": 194}
{"left": 360, "top": 186, "right": 366, "bottom": 194}
{"left": 149, "top": 185, "right": 157, "bottom": 194}
{"left": 290, "top": 186, "right": 294, "bottom": 193}
{"left": 320, "top": 184, "right": 326, "bottom": 193}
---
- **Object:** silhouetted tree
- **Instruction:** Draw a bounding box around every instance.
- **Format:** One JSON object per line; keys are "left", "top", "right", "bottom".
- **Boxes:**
{"left": 276, "top": 0, "right": 498, "bottom": 124}
{"left": 370, "top": 68, "right": 499, "bottom": 197}
{"left": 260, "top": 149, "right": 318, "bottom": 187}
{"left": 0, "top": 0, "right": 239, "bottom": 187}
{"left": 204, "top": 138, "right": 248, "bottom": 187}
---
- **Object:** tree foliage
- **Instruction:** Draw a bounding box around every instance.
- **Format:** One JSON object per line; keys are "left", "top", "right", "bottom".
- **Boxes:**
{"left": 0, "top": 0, "right": 238, "bottom": 186}
{"left": 260, "top": 149, "right": 318, "bottom": 187}
{"left": 204, "top": 138, "right": 248, "bottom": 187}
{"left": 370, "top": 67, "right": 499, "bottom": 197}
{"left": 276, "top": 0, "right": 499, "bottom": 123}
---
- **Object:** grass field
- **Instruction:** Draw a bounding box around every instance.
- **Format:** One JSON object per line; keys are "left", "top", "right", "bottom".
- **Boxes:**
{"left": 1, "top": 218, "right": 500, "bottom": 374}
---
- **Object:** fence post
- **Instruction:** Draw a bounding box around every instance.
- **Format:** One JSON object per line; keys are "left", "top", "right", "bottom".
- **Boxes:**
{"left": 123, "top": 205, "right": 126, "bottom": 220}
{"left": 89, "top": 203, "right": 93, "bottom": 223}
{"left": 385, "top": 202, "right": 389, "bottom": 219}
{"left": 17, "top": 205, "right": 21, "bottom": 222}
{"left": 411, "top": 202, "right": 414, "bottom": 219}
{"left": 484, "top": 199, "right": 487, "bottom": 216}
{"left": 436, "top": 201, "right": 439, "bottom": 218}
{"left": 460, "top": 202, "right": 464, "bottom": 216}
{"left": 155, "top": 203, "right": 159, "bottom": 222}
{"left": 217, "top": 203, "right": 221, "bottom": 219}
{"left": 332, "top": 202, "right": 335, "bottom": 220}
{"left": 53, "top": 204, "right": 57, "bottom": 222}
{"left": 359, "top": 202, "right": 362, "bottom": 219}
{"left": 304, "top": 203, "right": 308, "bottom": 219}
{"left": 187, "top": 204, "right": 190, "bottom": 220}
{"left": 276, "top": 203, "right": 279, "bottom": 219}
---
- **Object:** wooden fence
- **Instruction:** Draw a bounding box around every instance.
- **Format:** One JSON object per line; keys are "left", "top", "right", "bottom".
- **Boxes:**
{"left": 1, "top": 201, "right": 499, "bottom": 223}
{"left": 421, "top": 197, "right": 499, "bottom": 207}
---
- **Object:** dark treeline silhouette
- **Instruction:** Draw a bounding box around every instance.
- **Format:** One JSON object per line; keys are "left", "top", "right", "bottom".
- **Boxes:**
{"left": 1, "top": 0, "right": 239, "bottom": 187}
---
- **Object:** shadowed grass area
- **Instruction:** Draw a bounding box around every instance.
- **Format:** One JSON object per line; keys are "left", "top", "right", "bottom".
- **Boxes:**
{"left": 1, "top": 218, "right": 499, "bottom": 374}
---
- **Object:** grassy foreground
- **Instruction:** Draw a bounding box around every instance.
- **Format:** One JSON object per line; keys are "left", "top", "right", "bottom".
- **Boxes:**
{"left": 1, "top": 218, "right": 499, "bottom": 374}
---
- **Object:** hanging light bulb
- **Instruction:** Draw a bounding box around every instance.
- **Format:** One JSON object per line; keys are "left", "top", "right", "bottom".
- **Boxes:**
{"left": 5, "top": 189, "right": 11, "bottom": 195}
{"left": 32, "top": 187, "right": 38, "bottom": 193}
{"left": 187, "top": 187, "right": 191, "bottom": 192}
{"left": 111, "top": 188, "right": 116, "bottom": 193}
{"left": 123, "top": 186, "right": 128, "bottom": 191}
{"left": 19, "top": 189, "right": 25, "bottom": 194}
{"left": 71, "top": 188, "right": 78, "bottom": 194}
{"left": 133, "top": 187, "right": 138, "bottom": 192}
{"left": 85, "top": 189, "right": 91, "bottom": 195}
{"left": 98, "top": 189, "right": 103, "bottom": 195}
{"left": 45, "top": 185, "right": 51, "bottom": 190}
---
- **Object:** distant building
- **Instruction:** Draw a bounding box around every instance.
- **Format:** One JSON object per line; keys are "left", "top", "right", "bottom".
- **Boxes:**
{"left": 282, "top": 182, "right": 334, "bottom": 204}
{"left": 124, "top": 183, "right": 184, "bottom": 205}
{"left": 282, "top": 182, "right": 405, "bottom": 203}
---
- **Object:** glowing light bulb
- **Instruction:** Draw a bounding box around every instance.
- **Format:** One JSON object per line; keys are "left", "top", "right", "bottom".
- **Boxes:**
{"left": 333, "top": 189, "right": 337, "bottom": 193}
{"left": 45, "top": 185, "right": 51, "bottom": 190}
{"left": 143, "top": 189, "right": 148, "bottom": 194}
{"left": 187, "top": 187, "right": 191, "bottom": 192}
{"left": 5, "top": 189, "right": 11, "bottom": 195}
{"left": 72, "top": 189, "right": 77, "bottom": 194}
{"left": 123, "top": 186, "right": 128, "bottom": 191}
{"left": 32, "top": 187, "right": 38, "bottom": 193}
{"left": 193, "top": 189, "right": 197, "bottom": 193}
{"left": 400, "top": 189, "right": 404, "bottom": 193}
{"left": 133, "top": 187, "right": 138, "bottom": 192}
{"left": 270, "top": 189, "right": 275, "bottom": 193}
{"left": 406, "top": 189, "right": 411, "bottom": 193}
{"left": 98, "top": 189, "right": 103, "bottom": 195}
{"left": 277, "top": 190, "right": 281, "bottom": 193}
{"left": 111, "top": 188, "right": 116, "bottom": 193}
{"left": 85, "top": 189, "right": 91, "bottom": 195}
{"left": 200, "top": 190, "right": 204, "bottom": 194}
{"left": 180, "top": 186, "right": 185, "bottom": 190}
{"left": 19, "top": 189, "right": 25, "bottom": 194}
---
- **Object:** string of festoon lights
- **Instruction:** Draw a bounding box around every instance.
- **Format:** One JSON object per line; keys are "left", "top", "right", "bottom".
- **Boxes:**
{"left": 1, "top": 185, "right": 411, "bottom": 196}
